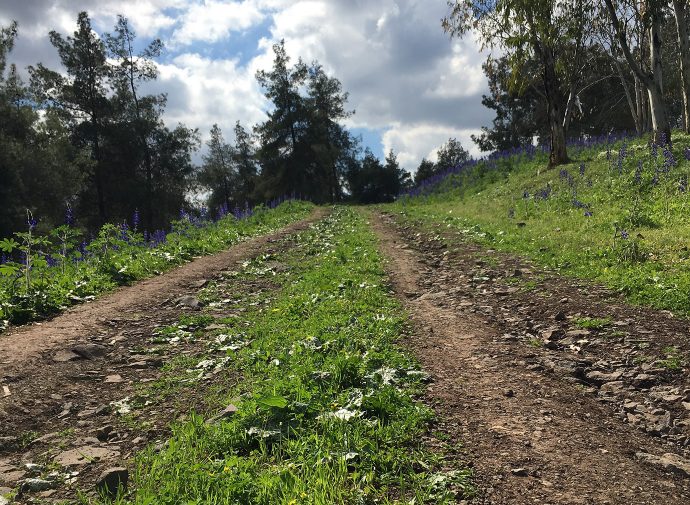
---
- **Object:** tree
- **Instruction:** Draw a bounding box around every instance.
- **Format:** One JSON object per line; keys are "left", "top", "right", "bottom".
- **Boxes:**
{"left": 672, "top": 0, "right": 690, "bottom": 132}
{"left": 436, "top": 137, "right": 471, "bottom": 170}
{"left": 304, "top": 63, "right": 353, "bottom": 203}
{"left": 198, "top": 124, "right": 236, "bottom": 212}
{"left": 233, "top": 121, "right": 258, "bottom": 205}
{"left": 254, "top": 40, "right": 308, "bottom": 200}
{"left": 443, "top": 0, "right": 594, "bottom": 167}
{"left": 30, "top": 12, "right": 112, "bottom": 223}
{"left": 414, "top": 158, "right": 437, "bottom": 184}
{"left": 346, "top": 149, "right": 410, "bottom": 203}
{"left": 603, "top": 0, "right": 671, "bottom": 143}
{"left": 105, "top": 15, "right": 165, "bottom": 229}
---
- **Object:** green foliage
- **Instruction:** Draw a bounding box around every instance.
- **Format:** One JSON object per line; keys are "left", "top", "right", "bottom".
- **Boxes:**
{"left": 573, "top": 317, "right": 612, "bottom": 330}
{"left": 106, "top": 208, "right": 472, "bottom": 504}
{"left": 0, "top": 201, "right": 312, "bottom": 329}
{"left": 392, "top": 131, "right": 690, "bottom": 316}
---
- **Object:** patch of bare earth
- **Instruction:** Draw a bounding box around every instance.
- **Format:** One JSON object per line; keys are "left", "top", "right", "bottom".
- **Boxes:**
{"left": 369, "top": 209, "right": 690, "bottom": 505}
{"left": 0, "top": 209, "right": 326, "bottom": 502}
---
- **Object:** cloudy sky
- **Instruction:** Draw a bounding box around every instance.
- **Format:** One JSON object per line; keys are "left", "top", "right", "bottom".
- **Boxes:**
{"left": 0, "top": 0, "right": 492, "bottom": 172}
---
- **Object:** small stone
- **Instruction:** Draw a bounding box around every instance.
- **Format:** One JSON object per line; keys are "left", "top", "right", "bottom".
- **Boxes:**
{"left": 682, "top": 402, "right": 690, "bottom": 411}
{"left": 53, "top": 349, "right": 82, "bottom": 362}
{"left": 0, "top": 436, "right": 18, "bottom": 451}
{"left": 504, "top": 389, "right": 515, "bottom": 398}
{"left": 511, "top": 467, "right": 528, "bottom": 476}
{"left": 174, "top": 295, "right": 203, "bottom": 309}
{"left": 21, "top": 478, "right": 56, "bottom": 492}
{"left": 554, "top": 311, "right": 567, "bottom": 321}
{"left": 206, "top": 404, "right": 238, "bottom": 424}
{"left": 104, "top": 374, "right": 124, "bottom": 383}
{"left": 71, "top": 344, "right": 108, "bottom": 359}
{"left": 96, "top": 467, "right": 128, "bottom": 498}
{"left": 95, "top": 425, "right": 114, "bottom": 442}
{"left": 636, "top": 452, "right": 690, "bottom": 477}
{"left": 586, "top": 370, "right": 622, "bottom": 384}
{"left": 190, "top": 279, "right": 208, "bottom": 289}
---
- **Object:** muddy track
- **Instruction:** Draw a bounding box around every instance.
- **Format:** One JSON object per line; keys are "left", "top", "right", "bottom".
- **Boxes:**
{"left": 0, "top": 208, "right": 327, "bottom": 501}
{"left": 369, "top": 209, "right": 690, "bottom": 505}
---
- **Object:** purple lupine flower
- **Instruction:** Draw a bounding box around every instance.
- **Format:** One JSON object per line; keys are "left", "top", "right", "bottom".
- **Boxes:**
{"left": 584, "top": 210, "right": 593, "bottom": 217}
{"left": 620, "top": 229, "right": 629, "bottom": 240}
{"left": 132, "top": 209, "right": 140, "bottom": 231}
{"left": 65, "top": 206, "right": 74, "bottom": 226}
{"left": 684, "top": 147, "right": 690, "bottom": 161}
{"left": 522, "top": 190, "right": 530, "bottom": 199}
{"left": 634, "top": 160, "right": 642, "bottom": 185}
{"left": 663, "top": 146, "right": 676, "bottom": 172}
{"left": 579, "top": 163, "right": 585, "bottom": 176}
{"left": 679, "top": 176, "right": 688, "bottom": 193}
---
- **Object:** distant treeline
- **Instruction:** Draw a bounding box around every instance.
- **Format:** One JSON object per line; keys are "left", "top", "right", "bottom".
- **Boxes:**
{"left": 0, "top": 12, "right": 414, "bottom": 238}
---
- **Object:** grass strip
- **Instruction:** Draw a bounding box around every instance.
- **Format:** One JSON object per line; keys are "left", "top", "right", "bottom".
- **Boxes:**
{"left": 391, "top": 132, "right": 690, "bottom": 315}
{"left": 104, "top": 207, "right": 472, "bottom": 505}
{"left": 0, "top": 201, "right": 313, "bottom": 329}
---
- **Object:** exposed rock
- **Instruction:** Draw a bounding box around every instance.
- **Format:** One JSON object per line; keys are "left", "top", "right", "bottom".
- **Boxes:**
{"left": 585, "top": 370, "right": 623, "bottom": 384}
{"left": 174, "top": 295, "right": 203, "bottom": 309}
{"left": 190, "top": 279, "right": 209, "bottom": 289}
{"left": 510, "top": 467, "right": 528, "bottom": 476}
{"left": 104, "top": 374, "right": 124, "bottom": 383}
{"left": 636, "top": 452, "right": 690, "bottom": 477}
{"left": 96, "top": 467, "right": 128, "bottom": 498}
{"left": 54, "top": 446, "right": 120, "bottom": 467}
{"left": 0, "top": 436, "right": 18, "bottom": 451}
{"left": 52, "top": 349, "right": 82, "bottom": 362}
{"left": 21, "top": 477, "right": 56, "bottom": 492}
{"left": 71, "top": 344, "right": 108, "bottom": 359}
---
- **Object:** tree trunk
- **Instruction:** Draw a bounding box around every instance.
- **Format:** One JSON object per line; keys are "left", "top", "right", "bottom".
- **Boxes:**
{"left": 613, "top": 58, "right": 641, "bottom": 134}
{"left": 673, "top": 0, "right": 690, "bottom": 132}
{"left": 649, "top": 11, "right": 671, "bottom": 144}
{"left": 543, "top": 47, "right": 569, "bottom": 167}
{"left": 603, "top": 0, "right": 670, "bottom": 143}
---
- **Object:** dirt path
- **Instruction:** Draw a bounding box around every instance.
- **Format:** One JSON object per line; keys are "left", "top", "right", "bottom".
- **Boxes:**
{"left": 0, "top": 208, "right": 327, "bottom": 366}
{"left": 368, "top": 209, "right": 690, "bottom": 505}
{"left": 0, "top": 209, "right": 327, "bottom": 501}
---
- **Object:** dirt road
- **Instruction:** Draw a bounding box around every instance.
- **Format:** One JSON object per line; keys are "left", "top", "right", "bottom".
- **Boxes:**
{"left": 369, "top": 209, "right": 690, "bottom": 504}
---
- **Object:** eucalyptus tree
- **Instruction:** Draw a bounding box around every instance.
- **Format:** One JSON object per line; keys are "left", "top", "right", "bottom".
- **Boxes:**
{"left": 443, "top": 0, "right": 594, "bottom": 167}
{"left": 603, "top": 0, "right": 671, "bottom": 142}
{"left": 671, "top": 0, "right": 690, "bottom": 132}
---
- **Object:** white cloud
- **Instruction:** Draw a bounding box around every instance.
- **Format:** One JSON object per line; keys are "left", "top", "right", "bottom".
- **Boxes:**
{"left": 171, "top": 0, "right": 265, "bottom": 45}
{"left": 382, "top": 124, "right": 482, "bottom": 172}
{"left": 2, "top": 0, "right": 493, "bottom": 169}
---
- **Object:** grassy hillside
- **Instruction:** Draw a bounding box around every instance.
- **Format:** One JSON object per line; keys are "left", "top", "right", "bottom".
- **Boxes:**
{"left": 391, "top": 132, "right": 690, "bottom": 315}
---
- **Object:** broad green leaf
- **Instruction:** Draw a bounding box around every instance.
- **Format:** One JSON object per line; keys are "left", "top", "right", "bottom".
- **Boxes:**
{"left": 256, "top": 395, "right": 288, "bottom": 409}
{"left": 0, "top": 264, "right": 19, "bottom": 276}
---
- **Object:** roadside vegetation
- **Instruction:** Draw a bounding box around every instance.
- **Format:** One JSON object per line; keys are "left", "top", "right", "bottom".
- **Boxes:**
{"left": 393, "top": 132, "right": 690, "bottom": 316}
{"left": 103, "top": 208, "right": 471, "bottom": 504}
{"left": 0, "top": 201, "right": 312, "bottom": 331}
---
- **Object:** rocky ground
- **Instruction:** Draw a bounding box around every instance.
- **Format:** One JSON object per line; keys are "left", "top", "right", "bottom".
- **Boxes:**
{"left": 371, "top": 209, "right": 690, "bottom": 504}
{"left": 2, "top": 204, "right": 690, "bottom": 504}
{"left": 0, "top": 211, "right": 325, "bottom": 503}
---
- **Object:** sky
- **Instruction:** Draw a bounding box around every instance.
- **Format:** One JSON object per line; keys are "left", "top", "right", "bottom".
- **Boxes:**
{"left": 0, "top": 0, "right": 492, "bottom": 173}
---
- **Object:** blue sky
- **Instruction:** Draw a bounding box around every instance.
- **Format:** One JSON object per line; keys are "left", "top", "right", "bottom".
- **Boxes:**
{"left": 0, "top": 0, "right": 492, "bottom": 172}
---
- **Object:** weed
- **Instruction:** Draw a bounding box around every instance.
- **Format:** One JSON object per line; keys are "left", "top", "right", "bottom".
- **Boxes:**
{"left": 573, "top": 317, "right": 612, "bottom": 330}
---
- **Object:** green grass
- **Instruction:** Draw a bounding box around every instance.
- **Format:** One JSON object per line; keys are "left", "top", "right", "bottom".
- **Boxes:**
{"left": 99, "top": 208, "right": 472, "bottom": 505}
{"left": 573, "top": 317, "right": 612, "bottom": 330}
{"left": 391, "top": 131, "right": 690, "bottom": 316}
{"left": 0, "top": 201, "right": 313, "bottom": 330}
